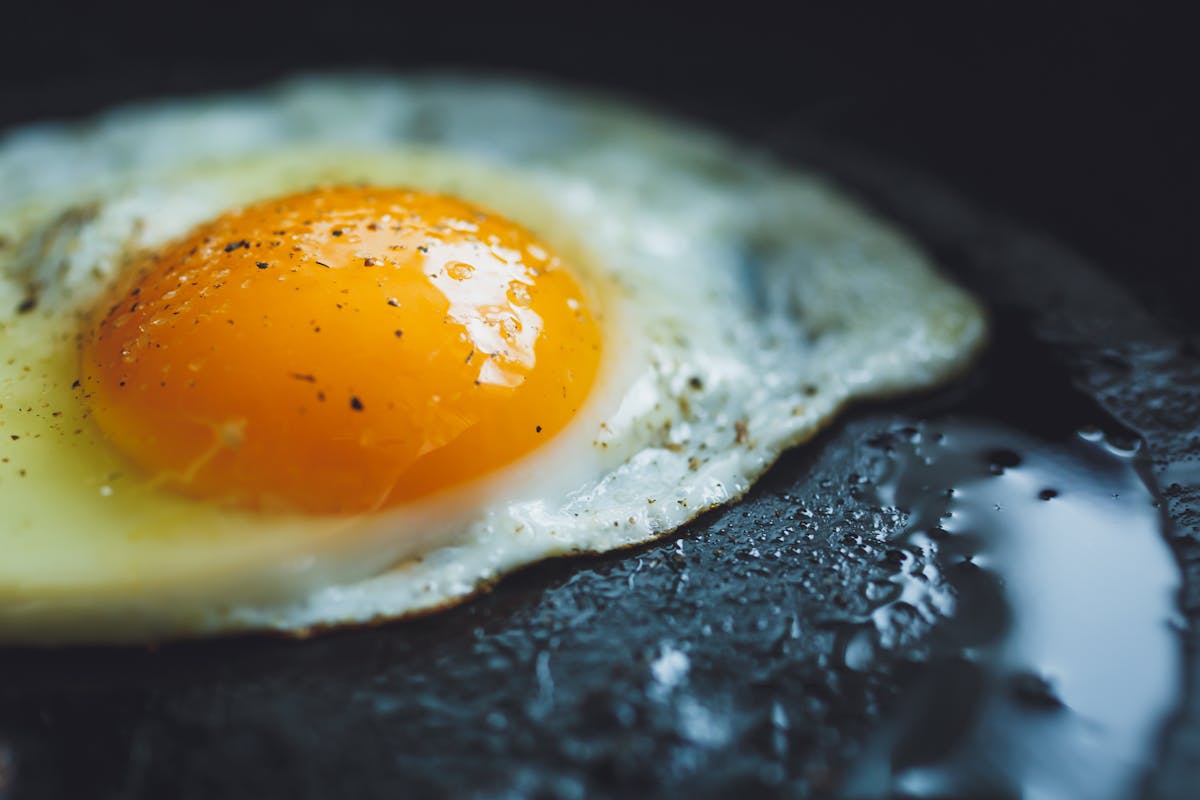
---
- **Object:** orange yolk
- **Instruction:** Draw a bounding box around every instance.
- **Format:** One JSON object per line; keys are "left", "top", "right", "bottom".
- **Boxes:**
{"left": 80, "top": 186, "right": 602, "bottom": 515}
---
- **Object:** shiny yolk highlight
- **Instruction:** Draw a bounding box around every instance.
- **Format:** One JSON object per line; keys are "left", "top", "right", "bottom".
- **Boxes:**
{"left": 80, "top": 186, "right": 602, "bottom": 514}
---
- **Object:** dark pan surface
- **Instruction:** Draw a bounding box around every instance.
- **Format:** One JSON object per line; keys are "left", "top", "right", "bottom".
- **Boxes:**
{"left": 0, "top": 127, "right": 1196, "bottom": 798}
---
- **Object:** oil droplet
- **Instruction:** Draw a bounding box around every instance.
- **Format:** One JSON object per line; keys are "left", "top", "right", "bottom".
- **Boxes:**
{"left": 446, "top": 261, "right": 475, "bottom": 281}
{"left": 501, "top": 315, "right": 523, "bottom": 342}
{"left": 843, "top": 419, "right": 1181, "bottom": 800}
{"left": 507, "top": 282, "right": 532, "bottom": 306}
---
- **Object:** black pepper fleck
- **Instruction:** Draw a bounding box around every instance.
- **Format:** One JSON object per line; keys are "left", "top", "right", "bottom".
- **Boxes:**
{"left": 350, "top": 396, "right": 364, "bottom": 411}
{"left": 536, "top": 425, "right": 543, "bottom": 433}
{"left": 256, "top": 262, "right": 269, "bottom": 269}
{"left": 224, "top": 240, "right": 250, "bottom": 253}
{"left": 16, "top": 297, "right": 36, "bottom": 314}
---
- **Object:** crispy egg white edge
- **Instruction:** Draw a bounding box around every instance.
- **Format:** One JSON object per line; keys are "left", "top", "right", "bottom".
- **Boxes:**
{"left": 0, "top": 75, "right": 986, "bottom": 643}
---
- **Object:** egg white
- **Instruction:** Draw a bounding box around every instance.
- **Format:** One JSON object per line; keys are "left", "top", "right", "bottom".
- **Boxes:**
{"left": 0, "top": 76, "right": 985, "bottom": 643}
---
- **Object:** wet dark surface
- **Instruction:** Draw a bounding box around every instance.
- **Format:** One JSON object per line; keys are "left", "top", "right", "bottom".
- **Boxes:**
{"left": 842, "top": 420, "right": 1179, "bottom": 798}
{"left": 0, "top": 130, "right": 1197, "bottom": 798}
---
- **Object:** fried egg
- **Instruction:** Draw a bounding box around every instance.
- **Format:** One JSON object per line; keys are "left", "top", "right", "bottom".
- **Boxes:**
{"left": 0, "top": 76, "right": 985, "bottom": 644}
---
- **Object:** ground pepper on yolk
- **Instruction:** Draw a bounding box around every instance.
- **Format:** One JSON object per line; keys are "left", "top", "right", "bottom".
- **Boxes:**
{"left": 79, "top": 186, "right": 602, "bottom": 515}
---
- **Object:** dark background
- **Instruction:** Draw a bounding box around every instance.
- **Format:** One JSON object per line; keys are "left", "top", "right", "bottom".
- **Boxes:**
{"left": 0, "top": 2, "right": 1195, "bottom": 326}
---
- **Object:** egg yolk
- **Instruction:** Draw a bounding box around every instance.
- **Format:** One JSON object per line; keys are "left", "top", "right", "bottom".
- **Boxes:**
{"left": 80, "top": 186, "right": 602, "bottom": 515}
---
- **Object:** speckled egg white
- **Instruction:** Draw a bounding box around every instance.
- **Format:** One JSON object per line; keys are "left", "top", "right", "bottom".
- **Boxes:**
{"left": 0, "top": 75, "right": 985, "bottom": 643}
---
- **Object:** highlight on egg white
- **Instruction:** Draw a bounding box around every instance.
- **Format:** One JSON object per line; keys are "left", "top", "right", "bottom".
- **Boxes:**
{"left": 0, "top": 75, "right": 986, "bottom": 643}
